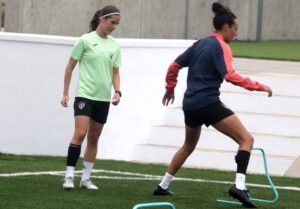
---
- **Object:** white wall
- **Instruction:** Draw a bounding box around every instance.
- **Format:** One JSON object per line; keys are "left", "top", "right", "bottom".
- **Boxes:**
{"left": 0, "top": 32, "right": 193, "bottom": 159}
{"left": 1, "top": 32, "right": 299, "bottom": 177}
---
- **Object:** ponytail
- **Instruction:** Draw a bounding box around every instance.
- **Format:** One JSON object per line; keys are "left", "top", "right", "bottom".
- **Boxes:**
{"left": 89, "top": 10, "right": 102, "bottom": 32}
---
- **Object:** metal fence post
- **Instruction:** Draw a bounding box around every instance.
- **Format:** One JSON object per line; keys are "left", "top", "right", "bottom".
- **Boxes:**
{"left": 256, "top": 0, "right": 264, "bottom": 41}
{"left": 0, "top": 0, "right": 2, "bottom": 30}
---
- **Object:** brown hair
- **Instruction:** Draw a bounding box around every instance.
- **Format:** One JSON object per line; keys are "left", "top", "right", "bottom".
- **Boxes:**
{"left": 89, "top": 5, "right": 120, "bottom": 32}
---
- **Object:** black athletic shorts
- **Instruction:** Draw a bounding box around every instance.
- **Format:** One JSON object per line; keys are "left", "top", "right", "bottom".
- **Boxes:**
{"left": 74, "top": 97, "right": 110, "bottom": 124}
{"left": 183, "top": 101, "right": 234, "bottom": 128}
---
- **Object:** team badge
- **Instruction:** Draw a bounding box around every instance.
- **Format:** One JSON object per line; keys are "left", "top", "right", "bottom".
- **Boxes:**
{"left": 109, "top": 51, "right": 113, "bottom": 59}
{"left": 78, "top": 101, "right": 86, "bottom": 110}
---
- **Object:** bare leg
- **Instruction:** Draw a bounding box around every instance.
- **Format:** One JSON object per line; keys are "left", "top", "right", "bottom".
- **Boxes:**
{"left": 70, "top": 116, "right": 90, "bottom": 145}
{"left": 167, "top": 125, "right": 202, "bottom": 175}
{"left": 84, "top": 119, "right": 104, "bottom": 162}
{"left": 212, "top": 114, "right": 257, "bottom": 207}
{"left": 80, "top": 119, "right": 104, "bottom": 188}
{"left": 213, "top": 114, "right": 253, "bottom": 178}
{"left": 212, "top": 114, "right": 253, "bottom": 152}
{"left": 64, "top": 116, "right": 90, "bottom": 185}
{"left": 154, "top": 125, "right": 201, "bottom": 193}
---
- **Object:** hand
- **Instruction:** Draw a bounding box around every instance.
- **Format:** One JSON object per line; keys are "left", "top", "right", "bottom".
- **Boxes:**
{"left": 61, "top": 95, "right": 69, "bottom": 107}
{"left": 162, "top": 91, "right": 175, "bottom": 106}
{"left": 263, "top": 85, "right": 273, "bottom": 97}
{"left": 112, "top": 93, "right": 120, "bottom": 106}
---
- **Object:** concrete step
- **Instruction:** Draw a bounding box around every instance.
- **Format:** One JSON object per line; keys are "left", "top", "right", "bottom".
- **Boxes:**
{"left": 284, "top": 155, "right": 300, "bottom": 178}
{"left": 148, "top": 125, "right": 300, "bottom": 157}
{"left": 156, "top": 107, "right": 300, "bottom": 138}
{"left": 131, "top": 144, "right": 295, "bottom": 176}
{"left": 220, "top": 92, "right": 300, "bottom": 117}
{"left": 221, "top": 72, "right": 300, "bottom": 98}
{"left": 233, "top": 58, "right": 300, "bottom": 78}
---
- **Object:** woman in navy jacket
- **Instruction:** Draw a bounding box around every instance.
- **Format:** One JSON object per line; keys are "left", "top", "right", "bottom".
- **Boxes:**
{"left": 153, "top": 2, "right": 272, "bottom": 208}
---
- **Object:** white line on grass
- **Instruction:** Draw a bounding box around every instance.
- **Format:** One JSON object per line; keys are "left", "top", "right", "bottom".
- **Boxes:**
{"left": 0, "top": 169, "right": 299, "bottom": 192}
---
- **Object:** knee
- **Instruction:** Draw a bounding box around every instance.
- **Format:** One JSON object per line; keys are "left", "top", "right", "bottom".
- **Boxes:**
{"left": 88, "top": 131, "right": 101, "bottom": 140}
{"left": 182, "top": 144, "right": 196, "bottom": 154}
{"left": 87, "top": 131, "right": 101, "bottom": 146}
{"left": 73, "top": 130, "right": 87, "bottom": 142}
{"left": 87, "top": 139, "right": 99, "bottom": 147}
{"left": 247, "top": 134, "right": 254, "bottom": 147}
{"left": 240, "top": 134, "right": 254, "bottom": 149}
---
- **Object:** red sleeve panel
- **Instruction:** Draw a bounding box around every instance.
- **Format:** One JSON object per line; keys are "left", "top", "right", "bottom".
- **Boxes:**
{"left": 214, "top": 33, "right": 265, "bottom": 91}
{"left": 165, "top": 61, "right": 182, "bottom": 93}
{"left": 224, "top": 70, "right": 265, "bottom": 91}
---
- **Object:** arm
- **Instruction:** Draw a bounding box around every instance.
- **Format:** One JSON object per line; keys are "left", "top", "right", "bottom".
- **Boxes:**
{"left": 112, "top": 68, "right": 121, "bottom": 105}
{"left": 162, "top": 45, "right": 193, "bottom": 106}
{"left": 224, "top": 70, "right": 272, "bottom": 97}
{"left": 162, "top": 61, "right": 182, "bottom": 106}
{"left": 215, "top": 39, "right": 272, "bottom": 97}
{"left": 61, "top": 58, "right": 77, "bottom": 107}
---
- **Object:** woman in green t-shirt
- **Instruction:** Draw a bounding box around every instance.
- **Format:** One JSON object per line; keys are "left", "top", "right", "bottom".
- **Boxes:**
{"left": 61, "top": 5, "right": 122, "bottom": 190}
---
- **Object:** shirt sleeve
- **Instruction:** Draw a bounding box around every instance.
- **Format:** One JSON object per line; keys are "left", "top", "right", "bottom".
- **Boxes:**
{"left": 164, "top": 45, "right": 193, "bottom": 93}
{"left": 70, "top": 38, "right": 85, "bottom": 61}
{"left": 175, "top": 46, "right": 193, "bottom": 67}
{"left": 165, "top": 61, "right": 182, "bottom": 93}
{"left": 225, "top": 70, "right": 265, "bottom": 91}
{"left": 212, "top": 44, "right": 228, "bottom": 78}
{"left": 113, "top": 45, "right": 121, "bottom": 68}
{"left": 218, "top": 41, "right": 265, "bottom": 91}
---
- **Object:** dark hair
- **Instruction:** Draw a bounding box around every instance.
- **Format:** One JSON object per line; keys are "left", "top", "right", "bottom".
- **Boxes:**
{"left": 212, "top": 2, "right": 236, "bottom": 30}
{"left": 89, "top": 5, "right": 120, "bottom": 32}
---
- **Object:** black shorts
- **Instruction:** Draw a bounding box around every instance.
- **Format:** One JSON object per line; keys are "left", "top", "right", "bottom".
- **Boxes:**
{"left": 184, "top": 101, "right": 234, "bottom": 128}
{"left": 74, "top": 97, "right": 110, "bottom": 124}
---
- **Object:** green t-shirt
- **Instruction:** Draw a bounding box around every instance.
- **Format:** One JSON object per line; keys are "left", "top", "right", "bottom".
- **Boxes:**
{"left": 71, "top": 31, "right": 121, "bottom": 101}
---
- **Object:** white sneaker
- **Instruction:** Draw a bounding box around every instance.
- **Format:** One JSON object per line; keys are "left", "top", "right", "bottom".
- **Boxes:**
{"left": 79, "top": 179, "right": 98, "bottom": 190}
{"left": 63, "top": 177, "right": 74, "bottom": 189}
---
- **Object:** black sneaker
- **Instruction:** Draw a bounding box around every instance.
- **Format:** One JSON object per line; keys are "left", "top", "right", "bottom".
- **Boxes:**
{"left": 153, "top": 185, "right": 174, "bottom": 196}
{"left": 229, "top": 185, "right": 257, "bottom": 208}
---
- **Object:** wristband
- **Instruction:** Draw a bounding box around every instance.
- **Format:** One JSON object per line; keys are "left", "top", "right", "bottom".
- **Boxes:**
{"left": 115, "top": 90, "right": 122, "bottom": 97}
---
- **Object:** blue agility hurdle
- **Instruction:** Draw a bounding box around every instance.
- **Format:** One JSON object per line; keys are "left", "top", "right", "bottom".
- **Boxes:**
{"left": 217, "top": 147, "right": 279, "bottom": 205}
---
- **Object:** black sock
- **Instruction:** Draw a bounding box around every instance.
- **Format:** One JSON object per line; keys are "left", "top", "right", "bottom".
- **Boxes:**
{"left": 66, "top": 143, "right": 81, "bottom": 167}
{"left": 235, "top": 150, "right": 250, "bottom": 174}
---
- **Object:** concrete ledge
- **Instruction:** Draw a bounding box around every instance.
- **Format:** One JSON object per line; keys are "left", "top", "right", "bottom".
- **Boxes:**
{"left": 0, "top": 32, "right": 77, "bottom": 45}
{"left": 284, "top": 155, "right": 300, "bottom": 178}
{"left": 0, "top": 32, "right": 195, "bottom": 47}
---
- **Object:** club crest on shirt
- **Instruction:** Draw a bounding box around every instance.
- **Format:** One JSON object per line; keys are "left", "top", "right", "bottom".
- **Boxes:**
{"left": 78, "top": 101, "right": 86, "bottom": 110}
{"left": 109, "top": 51, "right": 113, "bottom": 59}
